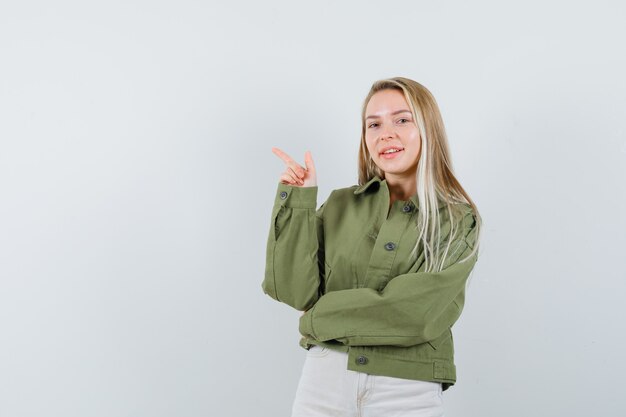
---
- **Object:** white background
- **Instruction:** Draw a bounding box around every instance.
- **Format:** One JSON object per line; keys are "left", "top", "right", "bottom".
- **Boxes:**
{"left": 1, "top": 1, "right": 625, "bottom": 416}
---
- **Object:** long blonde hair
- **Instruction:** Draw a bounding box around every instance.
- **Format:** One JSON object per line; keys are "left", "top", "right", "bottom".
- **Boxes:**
{"left": 357, "top": 77, "right": 482, "bottom": 273}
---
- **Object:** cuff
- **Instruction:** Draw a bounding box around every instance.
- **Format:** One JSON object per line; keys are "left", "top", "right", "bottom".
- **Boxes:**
{"left": 274, "top": 182, "right": 318, "bottom": 209}
{"left": 299, "top": 305, "right": 317, "bottom": 339}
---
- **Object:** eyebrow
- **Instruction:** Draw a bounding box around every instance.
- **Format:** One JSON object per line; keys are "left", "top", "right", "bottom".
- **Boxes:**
{"left": 365, "top": 109, "right": 412, "bottom": 120}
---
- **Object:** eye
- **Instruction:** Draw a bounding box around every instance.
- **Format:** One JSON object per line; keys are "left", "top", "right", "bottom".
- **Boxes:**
{"left": 367, "top": 122, "right": 379, "bottom": 128}
{"left": 398, "top": 118, "right": 410, "bottom": 124}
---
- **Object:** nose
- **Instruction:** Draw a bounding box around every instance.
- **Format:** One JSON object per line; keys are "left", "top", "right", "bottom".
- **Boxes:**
{"left": 378, "top": 122, "right": 396, "bottom": 140}
{"left": 379, "top": 123, "right": 396, "bottom": 141}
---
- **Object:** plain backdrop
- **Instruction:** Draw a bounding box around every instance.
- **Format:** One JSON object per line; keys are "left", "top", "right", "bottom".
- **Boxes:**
{"left": 1, "top": 1, "right": 625, "bottom": 416}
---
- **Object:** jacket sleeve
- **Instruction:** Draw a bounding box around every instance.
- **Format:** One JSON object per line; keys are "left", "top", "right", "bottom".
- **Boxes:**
{"left": 261, "top": 182, "right": 326, "bottom": 312}
{"left": 298, "top": 211, "right": 479, "bottom": 347}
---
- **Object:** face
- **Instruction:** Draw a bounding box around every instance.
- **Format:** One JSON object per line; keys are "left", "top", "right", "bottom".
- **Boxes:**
{"left": 364, "top": 89, "right": 421, "bottom": 179}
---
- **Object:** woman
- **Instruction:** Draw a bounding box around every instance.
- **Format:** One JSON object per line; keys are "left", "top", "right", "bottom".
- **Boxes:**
{"left": 262, "top": 77, "right": 482, "bottom": 417}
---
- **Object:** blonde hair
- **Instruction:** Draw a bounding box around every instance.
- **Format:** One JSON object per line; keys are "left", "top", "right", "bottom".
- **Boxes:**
{"left": 357, "top": 77, "right": 482, "bottom": 273}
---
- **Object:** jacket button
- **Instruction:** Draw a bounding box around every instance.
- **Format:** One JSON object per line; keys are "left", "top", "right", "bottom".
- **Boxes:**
{"left": 402, "top": 205, "right": 412, "bottom": 213}
{"left": 356, "top": 355, "right": 368, "bottom": 365}
{"left": 384, "top": 242, "right": 396, "bottom": 251}
{"left": 280, "top": 191, "right": 288, "bottom": 199}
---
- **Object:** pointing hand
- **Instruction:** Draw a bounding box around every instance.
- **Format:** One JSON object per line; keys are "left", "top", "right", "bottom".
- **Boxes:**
{"left": 271, "top": 147, "right": 317, "bottom": 187}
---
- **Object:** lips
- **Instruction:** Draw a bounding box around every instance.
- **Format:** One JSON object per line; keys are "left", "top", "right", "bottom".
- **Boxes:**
{"left": 379, "top": 146, "right": 404, "bottom": 155}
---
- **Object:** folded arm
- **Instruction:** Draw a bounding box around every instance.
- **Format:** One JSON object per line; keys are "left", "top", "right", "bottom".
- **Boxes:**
{"left": 299, "top": 211, "right": 479, "bottom": 347}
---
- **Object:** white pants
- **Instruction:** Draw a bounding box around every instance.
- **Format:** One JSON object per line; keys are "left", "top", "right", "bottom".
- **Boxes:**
{"left": 291, "top": 345, "right": 445, "bottom": 417}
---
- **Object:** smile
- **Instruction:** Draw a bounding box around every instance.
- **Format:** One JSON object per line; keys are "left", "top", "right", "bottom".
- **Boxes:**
{"left": 380, "top": 149, "right": 404, "bottom": 159}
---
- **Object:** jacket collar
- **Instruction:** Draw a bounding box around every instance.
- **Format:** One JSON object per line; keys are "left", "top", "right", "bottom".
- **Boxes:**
{"left": 353, "top": 175, "right": 382, "bottom": 195}
{"left": 354, "top": 175, "right": 419, "bottom": 208}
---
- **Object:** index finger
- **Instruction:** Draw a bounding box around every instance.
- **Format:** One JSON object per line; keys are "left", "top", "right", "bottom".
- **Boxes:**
{"left": 271, "top": 147, "right": 296, "bottom": 165}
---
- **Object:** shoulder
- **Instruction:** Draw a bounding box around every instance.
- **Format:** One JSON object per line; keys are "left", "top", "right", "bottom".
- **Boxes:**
{"left": 457, "top": 202, "right": 476, "bottom": 222}
{"left": 445, "top": 201, "right": 475, "bottom": 219}
{"left": 334, "top": 184, "right": 361, "bottom": 196}
{"left": 316, "top": 184, "right": 364, "bottom": 216}
{"left": 448, "top": 202, "right": 479, "bottom": 248}
{"left": 440, "top": 201, "right": 478, "bottom": 241}
{"left": 324, "top": 184, "right": 361, "bottom": 203}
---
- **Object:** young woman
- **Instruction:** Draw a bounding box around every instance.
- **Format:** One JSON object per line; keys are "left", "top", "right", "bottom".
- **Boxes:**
{"left": 262, "top": 77, "right": 482, "bottom": 417}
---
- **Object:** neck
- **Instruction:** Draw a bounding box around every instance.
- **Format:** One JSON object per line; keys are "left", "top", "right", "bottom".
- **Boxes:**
{"left": 384, "top": 173, "right": 417, "bottom": 203}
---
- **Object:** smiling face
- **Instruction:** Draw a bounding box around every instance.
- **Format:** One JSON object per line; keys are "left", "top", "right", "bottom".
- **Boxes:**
{"left": 364, "top": 88, "right": 421, "bottom": 180}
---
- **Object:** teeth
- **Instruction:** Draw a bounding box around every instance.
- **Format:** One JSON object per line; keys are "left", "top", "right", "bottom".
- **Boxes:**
{"left": 383, "top": 149, "right": 402, "bottom": 154}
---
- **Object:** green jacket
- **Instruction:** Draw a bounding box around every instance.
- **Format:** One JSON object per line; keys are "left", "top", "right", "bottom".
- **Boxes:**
{"left": 262, "top": 175, "right": 479, "bottom": 391}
